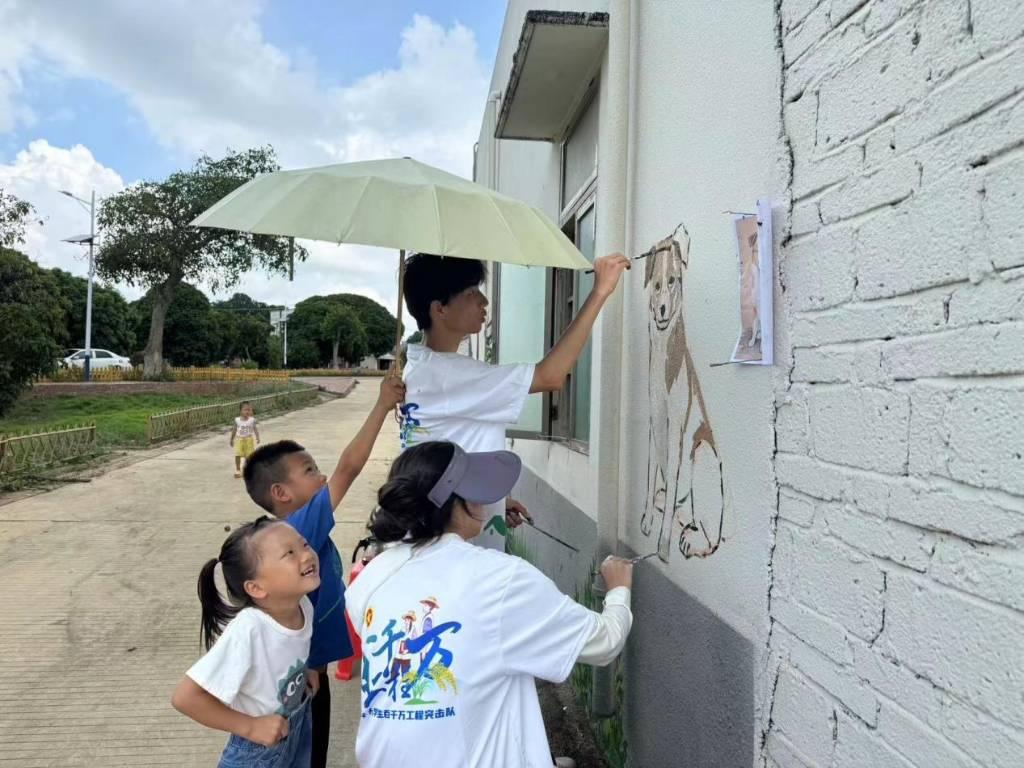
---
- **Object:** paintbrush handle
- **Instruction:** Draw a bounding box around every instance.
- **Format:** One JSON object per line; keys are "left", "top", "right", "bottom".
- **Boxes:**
{"left": 584, "top": 252, "right": 650, "bottom": 274}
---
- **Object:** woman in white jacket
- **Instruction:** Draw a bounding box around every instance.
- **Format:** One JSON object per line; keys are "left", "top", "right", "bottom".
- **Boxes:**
{"left": 345, "top": 440, "right": 634, "bottom": 768}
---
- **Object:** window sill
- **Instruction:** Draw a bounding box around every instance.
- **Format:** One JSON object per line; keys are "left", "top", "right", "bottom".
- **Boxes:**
{"left": 507, "top": 432, "right": 590, "bottom": 457}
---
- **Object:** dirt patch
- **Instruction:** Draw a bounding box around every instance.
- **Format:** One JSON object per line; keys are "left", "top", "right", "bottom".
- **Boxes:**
{"left": 540, "top": 680, "right": 609, "bottom": 768}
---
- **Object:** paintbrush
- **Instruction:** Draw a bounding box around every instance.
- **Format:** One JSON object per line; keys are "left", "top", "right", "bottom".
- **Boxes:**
{"left": 583, "top": 248, "right": 653, "bottom": 274}
{"left": 518, "top": 516, "right": 579, "bottom": 552}
{"left": 592, "top": 552, "right": 659, "bottom": 576}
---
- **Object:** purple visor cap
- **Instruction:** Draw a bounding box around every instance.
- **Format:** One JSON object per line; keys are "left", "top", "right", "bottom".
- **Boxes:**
{"left": 426, "top": 444, "right": 522, "bottom": 508}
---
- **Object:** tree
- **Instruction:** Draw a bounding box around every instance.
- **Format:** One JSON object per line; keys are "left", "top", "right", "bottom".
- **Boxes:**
{"left": 267, "top": 334, "right": 284, "bottom": 369}
{"left": 217, "top": 312, "right": 272, "bottom": 367}
{"left": 285, "top": 293, "right": 400, "bottom": 368}
{"left": 48, "top": 269, "right": 136, "bottom": 354}
{"left": 214, "top": 292, "right": 268, "bottom": 313}
{"left": 133, "top": 283, "right": 219, "bottom": 368}
{"left": 212, "top": 293, "right": 273, "bottom": 366}
{"left": 96, "top": 147, "right": 306, "bottom": 378}
{"left": 286, "top": 338, "right": 321, "bottom": 369}
{"left": 326, "top": 293, "right": 402, "bottom": 356}
{"left": 407, "top": 330, "right": 424, "bottom": 345}
{"left": 0, "top": 249, "right": 68, "bottom": 414}
{"left": 0, "top": 189, "right": 36, "bottom": 248}
{"left": 321, "top": 304, "right": 368, "bottom": 369}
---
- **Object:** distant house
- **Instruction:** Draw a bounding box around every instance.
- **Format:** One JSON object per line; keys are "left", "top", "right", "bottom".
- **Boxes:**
{"left": 358, "top": 353, "right": 395, "bottom": 371}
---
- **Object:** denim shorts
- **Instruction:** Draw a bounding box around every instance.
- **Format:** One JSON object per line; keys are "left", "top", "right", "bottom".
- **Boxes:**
{"left": 218, "top": 697, "right": 312, "bottom": 768}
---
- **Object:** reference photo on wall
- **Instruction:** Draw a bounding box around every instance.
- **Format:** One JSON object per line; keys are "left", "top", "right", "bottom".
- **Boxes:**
{"left": 730, "top": 200, "right": 773, "bottom": 365}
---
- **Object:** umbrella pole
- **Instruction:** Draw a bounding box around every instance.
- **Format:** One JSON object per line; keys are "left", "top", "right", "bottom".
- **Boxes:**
{"left": 391, "top": 249, "right": 406, "bottom": 376}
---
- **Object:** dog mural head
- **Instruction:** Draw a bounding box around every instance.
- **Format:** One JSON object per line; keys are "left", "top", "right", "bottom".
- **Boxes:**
{"left": 644, "top": 224, "right": 691, "bottom": 333}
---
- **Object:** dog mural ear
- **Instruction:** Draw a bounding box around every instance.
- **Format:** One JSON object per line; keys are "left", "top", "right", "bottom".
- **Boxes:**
{"left": 673, "top": 239, "right": 687, "bottom": 269}
{"left": 644, "top": 248, "right": 657, "bottom": 287}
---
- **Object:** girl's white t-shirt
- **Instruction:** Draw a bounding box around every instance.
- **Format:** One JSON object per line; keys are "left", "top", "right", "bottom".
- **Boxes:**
{"left": 400, "top": 344, "right": 534, "bottom": 550}
{"left": 186, "top": 597, "right": 313, "bottom": 718}
{"left": 234, "top": 417, "right": 257, "bottom": 438}
{"left": 352, "top": 535, "right": 597, "bottom": 768}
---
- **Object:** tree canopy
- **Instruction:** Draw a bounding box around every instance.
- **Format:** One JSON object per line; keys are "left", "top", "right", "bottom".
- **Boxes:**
{"left": 0, "top": 189, "right": 36, "bottom": 249}
{"left": 48, "top": 269, "right": 137, "bottom": 354}
{"left": 0, "top": 249, "right": 69, "bottom": 414}
{"left": 96, "top": 147, "right": 305, "bottom": 377}
{"left": 321, "top": 304, "right": 368, "bottom": 368}
{"left": 285, "top": 293, "right": 401, "bottom": 368}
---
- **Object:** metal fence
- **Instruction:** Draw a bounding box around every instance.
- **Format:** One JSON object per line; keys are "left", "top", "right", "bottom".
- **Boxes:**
{"left": 147, "top": 386, "right": 319, "bottom": 443}
{"left": 42, "top": 366, "right": 292, "bottom": 383}
{"left": 0, "top": 424, "right": 98, "bottom": 476}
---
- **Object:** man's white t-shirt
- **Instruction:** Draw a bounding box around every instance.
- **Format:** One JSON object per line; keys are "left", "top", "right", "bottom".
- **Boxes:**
{"left": 186, "top": 596, "right": 313, "bottom": 718}
{"left": 351, "top": 535, "right": 597, "bottom": 768}
{"left": 400, "top": 343, "right": 534, "bottom": 549}
{"left": 234, "top": 416, "right": 257, "bottom": 439}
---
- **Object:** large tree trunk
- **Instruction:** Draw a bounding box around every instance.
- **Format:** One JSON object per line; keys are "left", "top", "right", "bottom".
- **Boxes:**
{"left": 143, "top": 277, "right": 180, "bottom": 379}
{"left": 332, "top": 339, "right": 340, "bottom": 370}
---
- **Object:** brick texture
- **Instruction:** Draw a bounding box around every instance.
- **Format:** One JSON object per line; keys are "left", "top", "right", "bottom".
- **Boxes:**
{"left": 765, "top": 1, "right": 1024, "bottom": 765}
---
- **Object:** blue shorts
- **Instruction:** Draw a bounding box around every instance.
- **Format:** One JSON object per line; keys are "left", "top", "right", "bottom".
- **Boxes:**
{"left": 218, "top": 696, "right": 312, "bottom": 768}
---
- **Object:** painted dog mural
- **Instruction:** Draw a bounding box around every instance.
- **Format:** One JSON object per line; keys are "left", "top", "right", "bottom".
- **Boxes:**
{"left": 640, "top": 225, "right": 725, "bottom": 560}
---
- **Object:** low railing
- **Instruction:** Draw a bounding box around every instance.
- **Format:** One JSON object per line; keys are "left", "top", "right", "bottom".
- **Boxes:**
{"left": 147, "top": 386, "right": 319, "bottom": 443}
{"left": 41, "top": 366, "right": 292, "bottom": 383}
{"left": 0, "top": 424, "right": 98, "bottom": 476}
{"left": 284, "top": 368, "right": 388, "bottom": 377}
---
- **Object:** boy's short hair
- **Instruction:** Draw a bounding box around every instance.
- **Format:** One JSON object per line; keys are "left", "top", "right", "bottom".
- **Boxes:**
{"left": 243, "top": 440, "right": 305, "bottom": 511}
{"left": 403, "top": 253, "right": 487, "bottom": 331}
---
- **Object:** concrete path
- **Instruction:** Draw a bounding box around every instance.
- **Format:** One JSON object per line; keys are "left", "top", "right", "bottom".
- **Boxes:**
{"left": 0, "top": 379, "right": 397, "bottom": 767}
{"left": 292, "top": 377, "right": 359, "bottom": 396}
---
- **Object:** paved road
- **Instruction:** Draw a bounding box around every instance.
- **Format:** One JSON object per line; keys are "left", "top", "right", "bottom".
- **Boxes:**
{"left": 0, "top": 379, "right": 397, "bottom": 767}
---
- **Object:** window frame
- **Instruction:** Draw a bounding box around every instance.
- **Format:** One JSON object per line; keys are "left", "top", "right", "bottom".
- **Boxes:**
{"left": 503, "top": 85, "right": 599, "bottom": 451}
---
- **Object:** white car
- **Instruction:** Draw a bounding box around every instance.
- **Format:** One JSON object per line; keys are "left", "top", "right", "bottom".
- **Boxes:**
{"left": 61, "top": 348, "right": 132, "bottom": 370}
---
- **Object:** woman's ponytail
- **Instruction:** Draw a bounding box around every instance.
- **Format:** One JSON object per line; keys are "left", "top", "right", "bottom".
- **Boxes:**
{"left": 370, "top": 442, "right": 460, "bottom": 545}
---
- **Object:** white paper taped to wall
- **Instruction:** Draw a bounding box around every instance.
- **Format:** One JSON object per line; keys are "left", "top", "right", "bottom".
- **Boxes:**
{"left": 730, "top": 198, "right": 774, "bottom": 366}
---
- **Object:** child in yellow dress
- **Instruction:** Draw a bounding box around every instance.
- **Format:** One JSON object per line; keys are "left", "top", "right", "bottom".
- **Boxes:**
{"left": 230, "top": 402, "right": 260, "bottom": 478}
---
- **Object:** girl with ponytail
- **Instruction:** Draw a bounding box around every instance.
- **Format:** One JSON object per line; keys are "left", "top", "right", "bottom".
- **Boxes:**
{"left": 171, "top": 517, "right": 323, "bottom": 767}
{"left": 347, "top": 441, "right": 636, "bottom": 768}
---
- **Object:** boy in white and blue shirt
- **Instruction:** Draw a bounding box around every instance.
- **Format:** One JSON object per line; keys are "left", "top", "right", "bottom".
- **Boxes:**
{"left": 399, "top": 251, "right": 630, "bottom": 550}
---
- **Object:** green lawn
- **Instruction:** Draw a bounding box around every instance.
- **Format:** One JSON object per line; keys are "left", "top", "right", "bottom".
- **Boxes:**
{"left": 0, "top": 393, "right": 238, "bottom": 446}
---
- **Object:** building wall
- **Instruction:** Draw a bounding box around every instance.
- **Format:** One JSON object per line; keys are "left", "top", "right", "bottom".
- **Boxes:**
{"left": 766, "top": 2, "right": 1024, "bottom": 767}
{"left": 615, "top": 3, "right": 786, "bottom": 766}
{"left": 478, "top": 1, "right": 1024, "bottom": 767}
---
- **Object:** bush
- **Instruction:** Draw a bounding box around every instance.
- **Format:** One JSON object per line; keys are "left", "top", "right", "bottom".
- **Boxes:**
{"left": 0, "top": 249, "right": 69, "bottom": 415}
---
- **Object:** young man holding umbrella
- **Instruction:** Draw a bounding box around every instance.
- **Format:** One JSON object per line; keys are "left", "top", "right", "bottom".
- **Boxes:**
{"left": 399, "top": 251, "right": 630, "bottom": 549}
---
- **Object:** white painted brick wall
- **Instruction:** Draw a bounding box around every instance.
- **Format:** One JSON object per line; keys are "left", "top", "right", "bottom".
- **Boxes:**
{"left": 765, "top": 1, "right": 1024, "bottom": 765}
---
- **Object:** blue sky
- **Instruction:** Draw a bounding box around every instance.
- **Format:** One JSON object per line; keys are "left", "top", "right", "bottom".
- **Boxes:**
{"left": 0, "top": 0, "right": 507, "bottom": 308}
{"left": 1, "top": 1, "right": 505, "bottom": 182}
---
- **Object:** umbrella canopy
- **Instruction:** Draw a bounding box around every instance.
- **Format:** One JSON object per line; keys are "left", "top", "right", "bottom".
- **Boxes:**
{"left": 190, "top": 156, "right": 589, "bottom": 270}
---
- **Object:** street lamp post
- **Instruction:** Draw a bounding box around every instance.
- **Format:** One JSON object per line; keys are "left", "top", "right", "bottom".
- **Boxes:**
{"left": 61, "top": 190, "right": 97, "bottom": 382}
{"left": 270, "top": 306, "right": 292, "bottom": 369}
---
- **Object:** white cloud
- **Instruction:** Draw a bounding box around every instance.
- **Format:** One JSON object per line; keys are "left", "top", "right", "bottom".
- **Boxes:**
{"left": 0, "top": 2, "right": 488, "bottom": 314}
{"left": 0, "top": 139, "right": 127, "bottom": 281}
{"left": 0, "top": 2, "right": 486, "bottom": 174}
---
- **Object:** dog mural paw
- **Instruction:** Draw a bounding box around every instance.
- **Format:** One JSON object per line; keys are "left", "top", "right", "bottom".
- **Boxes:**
{"left": 677, "top": 522, "right": 717, "bottom": 559}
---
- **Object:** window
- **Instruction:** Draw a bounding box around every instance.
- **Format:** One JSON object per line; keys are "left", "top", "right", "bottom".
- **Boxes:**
{"left": 546, "top": 90, "right": 598, "bottom": 446}
{"left": 94, "top": 350, "right": 112, "bottom": 359}
{"left": 494, "top": 86, "right": 599, "bottom": 445}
